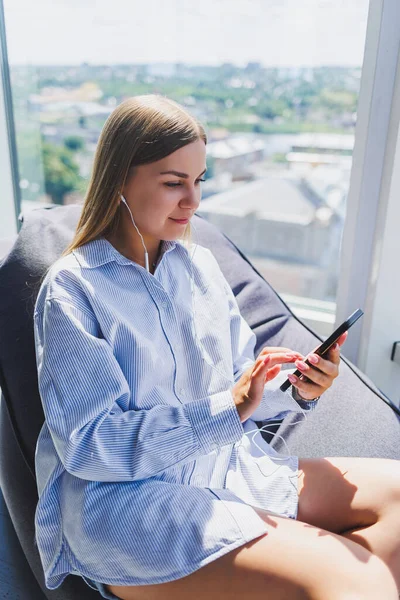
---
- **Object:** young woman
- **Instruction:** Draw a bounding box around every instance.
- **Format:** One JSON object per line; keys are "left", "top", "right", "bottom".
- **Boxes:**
{"left": 34, "top": 95, "right": 400, "bottom": 600}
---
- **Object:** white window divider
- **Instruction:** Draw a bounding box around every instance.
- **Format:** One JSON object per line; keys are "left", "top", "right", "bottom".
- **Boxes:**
{"left": 0, "top": 0, "right": 19, "bottom": 240}
{"left": 335, "top": 0, "right": 400, "bottom": 402}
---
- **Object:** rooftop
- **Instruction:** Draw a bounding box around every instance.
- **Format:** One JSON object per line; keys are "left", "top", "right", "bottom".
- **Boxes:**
{"left": 198, "top": 177, "right": 316, "bottom": 225}
{"left": 207, "top": 136, "right": 266, "bottom": 159}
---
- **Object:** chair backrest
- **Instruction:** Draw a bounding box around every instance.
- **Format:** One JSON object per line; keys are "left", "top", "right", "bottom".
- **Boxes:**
{"left": 0, "top": 205, "right": 82, "bottom": 474}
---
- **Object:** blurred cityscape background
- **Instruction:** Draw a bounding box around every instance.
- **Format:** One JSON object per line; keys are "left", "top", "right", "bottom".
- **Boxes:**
{"left": 3, "top": 0, "right": 370, "bottom": 329}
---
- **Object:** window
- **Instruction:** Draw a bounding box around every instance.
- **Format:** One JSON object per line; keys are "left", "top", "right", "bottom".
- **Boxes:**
{"left": 3, "top": 0, "right": 370, "bottom": 334}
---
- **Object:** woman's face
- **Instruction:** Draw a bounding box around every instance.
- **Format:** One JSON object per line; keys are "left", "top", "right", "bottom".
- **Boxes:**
{"left": 122, "top": 139, "right": 207, "bottom": 243}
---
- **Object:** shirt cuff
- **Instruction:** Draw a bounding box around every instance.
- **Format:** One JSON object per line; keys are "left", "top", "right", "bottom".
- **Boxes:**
{"left": 184, "top": 390, "right": 244, "bottom": 453}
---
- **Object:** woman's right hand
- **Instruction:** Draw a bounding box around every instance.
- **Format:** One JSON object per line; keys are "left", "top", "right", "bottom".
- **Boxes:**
{"left": 232, "top": 348, "right": 303, "bottom": 423}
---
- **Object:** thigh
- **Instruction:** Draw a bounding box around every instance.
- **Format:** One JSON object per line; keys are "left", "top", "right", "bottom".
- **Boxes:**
{"left": 105, "top": 513, "right": 395, "bottom": 600}
{"left": 297, "top": 456, "right": 400, "bottom": 533}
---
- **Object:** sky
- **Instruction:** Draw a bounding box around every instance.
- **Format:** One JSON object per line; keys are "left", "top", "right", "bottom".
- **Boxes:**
{"left": 4, "top": 0, "right": 370, "bottom": 67}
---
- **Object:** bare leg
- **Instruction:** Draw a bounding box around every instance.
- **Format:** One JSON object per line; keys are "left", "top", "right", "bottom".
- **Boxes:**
{"left": 297, "top": 457, "right": 400, "bottom": 589}
{"left": 106, "top": 513, "right": 397, "bottom": 600}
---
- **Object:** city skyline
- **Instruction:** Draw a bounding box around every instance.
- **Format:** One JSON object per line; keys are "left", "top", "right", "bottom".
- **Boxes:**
{"left": 4, "top": 0, "right": 369, "bottom": 67}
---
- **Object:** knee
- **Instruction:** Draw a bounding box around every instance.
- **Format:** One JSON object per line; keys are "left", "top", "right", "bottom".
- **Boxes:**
{"left": 307, "top": 552, "right": 398, "bottom": 600}
{"left": 344, "top": 555, "right": 398, "bottom": 599}
{"left": 378, "top": 459, "right": 400, "bottom": 504}
{"left": 389, "top": 463, "right": 400, "bottom": 505}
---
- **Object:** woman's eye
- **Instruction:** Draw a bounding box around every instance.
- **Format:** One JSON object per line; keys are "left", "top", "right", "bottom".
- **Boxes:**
{"left": 165, "top": 178, "right": 205, "bottom": 188}
{"left": 165, "top": 182, "right": 181, "bottom": 188}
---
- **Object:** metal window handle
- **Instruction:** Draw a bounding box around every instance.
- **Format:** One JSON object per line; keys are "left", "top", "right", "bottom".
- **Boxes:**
{"left": 390, "top": 342, "right": 400, "bottom": 366}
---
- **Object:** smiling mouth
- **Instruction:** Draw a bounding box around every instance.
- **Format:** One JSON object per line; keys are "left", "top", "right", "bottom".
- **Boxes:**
{"left": 170, "top": 218, "right": 189, "bottom": 224}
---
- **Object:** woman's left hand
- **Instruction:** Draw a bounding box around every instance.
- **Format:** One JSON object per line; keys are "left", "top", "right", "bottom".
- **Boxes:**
{"left": 288, "top": 331, "right": 348, "bottom": 401}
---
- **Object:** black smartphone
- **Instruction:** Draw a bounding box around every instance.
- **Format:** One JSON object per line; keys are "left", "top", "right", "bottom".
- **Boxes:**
{"left": 279, "top": 308, "right": 364, "bottom": 392}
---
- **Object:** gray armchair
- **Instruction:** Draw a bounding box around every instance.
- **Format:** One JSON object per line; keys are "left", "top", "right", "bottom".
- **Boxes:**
{"left": 0, "top": 205, "right": 398, "bottom": 599}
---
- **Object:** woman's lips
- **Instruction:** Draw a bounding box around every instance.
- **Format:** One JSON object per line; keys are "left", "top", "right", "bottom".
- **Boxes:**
{"left": 170, "top": 218, "right": 189, "bottom": 224}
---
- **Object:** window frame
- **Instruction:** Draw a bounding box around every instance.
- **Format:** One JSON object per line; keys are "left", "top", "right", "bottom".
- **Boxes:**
{"left": 0, "top": 0, "right": 19, "bottom": 238}
{"left": 335, "top": 0, "right": 400, "bottom": 400}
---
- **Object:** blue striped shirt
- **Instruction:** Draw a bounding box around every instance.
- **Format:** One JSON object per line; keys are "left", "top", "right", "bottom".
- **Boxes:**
{"left": 33, "top": 237, "right": 318, "bottom": 589}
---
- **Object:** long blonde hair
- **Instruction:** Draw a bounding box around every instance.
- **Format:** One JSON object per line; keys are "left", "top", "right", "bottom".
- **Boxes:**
{"left": 62, "top": 95, "right": 207, "bottom": 256}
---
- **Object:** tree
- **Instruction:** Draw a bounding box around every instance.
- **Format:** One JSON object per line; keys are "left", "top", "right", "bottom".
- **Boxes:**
{"left": 254, "top": 98, "right": 288, "bottom": 120}
{"left": 78, "top": 116, "right": 87, "bottom": 128}
{"left": 64, "top": 135, "right": 85, "bottom": 151}
{"left": 42, "top": 142, "right": 82, "bottom": 205}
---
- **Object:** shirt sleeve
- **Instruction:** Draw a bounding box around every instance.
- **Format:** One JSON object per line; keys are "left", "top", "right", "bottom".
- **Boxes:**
{"left": 221, "top": 276, "right": 319, "bottom": 423}
{"left": 34, "top": 297, "right": 244, "bottom": 482}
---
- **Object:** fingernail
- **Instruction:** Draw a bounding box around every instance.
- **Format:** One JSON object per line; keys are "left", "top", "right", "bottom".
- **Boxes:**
{"left": 308, "top": 354, "right": 319, "bottom": 365}
{"left": 288, "top": 374, "right": 296, "bottom": 383}
{"left": 296, "top": 360, "right": 308, "bottom": 371}
{"left": 263, "top": 356, "right": 270, "bottom": 365}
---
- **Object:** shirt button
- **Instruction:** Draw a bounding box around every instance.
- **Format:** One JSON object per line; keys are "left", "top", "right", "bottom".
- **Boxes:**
{"left": 161, "top": 301, "right": 168, "bottom": 307}
{"left": 179, "top": 388, "right": 186, "bottom": 395}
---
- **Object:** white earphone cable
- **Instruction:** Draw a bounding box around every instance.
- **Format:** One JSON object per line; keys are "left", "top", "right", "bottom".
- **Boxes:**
{"left": 190, "top": 218, "right": 308, "bottom": 479}
{"left": 119, "top": 201, "right": 306, "bottom": 480}
{"left": 120, "top": 194, "right": 150, "bottom": 272}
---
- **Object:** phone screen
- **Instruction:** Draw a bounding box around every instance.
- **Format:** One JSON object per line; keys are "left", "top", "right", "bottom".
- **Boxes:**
{"left": 279, "top": 308, "right": 364, "bottom": 392}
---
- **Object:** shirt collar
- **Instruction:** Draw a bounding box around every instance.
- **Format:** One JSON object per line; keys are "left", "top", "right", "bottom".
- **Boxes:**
{"left": 72, "top": 238, "right": 178, "bottom": 269}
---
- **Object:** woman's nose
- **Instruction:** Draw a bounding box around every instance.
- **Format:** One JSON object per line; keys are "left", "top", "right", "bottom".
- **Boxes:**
{"left": 180, "top": 185, "right": 200, "bottom": 209}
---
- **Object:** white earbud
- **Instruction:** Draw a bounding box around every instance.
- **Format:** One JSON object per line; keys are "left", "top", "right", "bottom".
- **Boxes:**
{"left": 120, "top": 194, "right": 150, "bottom": 272}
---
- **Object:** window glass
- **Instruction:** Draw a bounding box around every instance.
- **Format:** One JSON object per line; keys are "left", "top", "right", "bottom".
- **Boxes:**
{"left": 3, "top": 0, "right": 369, "bottom": 330}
